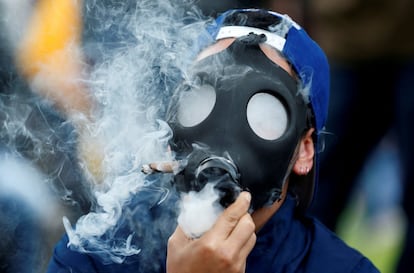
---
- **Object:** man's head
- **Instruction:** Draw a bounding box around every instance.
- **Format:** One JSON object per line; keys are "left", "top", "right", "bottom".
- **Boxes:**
{"left": 168, "top": 9, "right": 329, "bottom": 212}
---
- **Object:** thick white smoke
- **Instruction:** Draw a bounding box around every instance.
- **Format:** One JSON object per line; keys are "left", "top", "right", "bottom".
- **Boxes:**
{"left": 178, "top": 182, "right": 224, "bottom": 238}
{"left": 61, "top": 0, "right": 213, "bottom": 265}
{"left": 0, "top": 0, "right": 234, "bottom": 269}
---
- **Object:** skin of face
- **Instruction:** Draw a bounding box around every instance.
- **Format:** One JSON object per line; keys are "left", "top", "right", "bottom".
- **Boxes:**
{"left": 196, "top": 38, "right": 315, "bottom": 231}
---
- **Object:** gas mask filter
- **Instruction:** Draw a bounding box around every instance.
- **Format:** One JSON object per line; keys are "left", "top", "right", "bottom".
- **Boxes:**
{"left": 167, "top": 37, "right": 309, "bottom": 211}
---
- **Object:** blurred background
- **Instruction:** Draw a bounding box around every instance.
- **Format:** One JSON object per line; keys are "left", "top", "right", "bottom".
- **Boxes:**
{"left": 1, "top": 0, "right": 412, "bottom": 272}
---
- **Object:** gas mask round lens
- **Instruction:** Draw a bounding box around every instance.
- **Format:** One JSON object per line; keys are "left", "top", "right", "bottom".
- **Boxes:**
{"left": 247, "top": 92, "right": 288, "bottom": 140}
{"left": 177, "top": 84, "right": 216, "bottom": 127}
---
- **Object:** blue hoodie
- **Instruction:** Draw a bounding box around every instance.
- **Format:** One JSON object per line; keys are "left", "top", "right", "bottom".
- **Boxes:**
{"left": 46, "top": 193, "right": 380, "bottom": 273}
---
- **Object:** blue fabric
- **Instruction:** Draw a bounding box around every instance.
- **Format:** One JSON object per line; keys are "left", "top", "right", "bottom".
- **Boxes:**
{"left": 247, "top": 196, "right": 380, "bottom": 273}
{"left": 0, "top": 195, "right": 42, "bottom": 273}
{"left": 283, "top": 25, "right": 330, "bottom": 132}
{"left": 47, "top": 176, "right": 179, "bottom": 273}
{"left": 47, "top": 235, "right": 164, "bottom": 273}
{"left": 46, "top": 194, "right": 380, "bottom": 273}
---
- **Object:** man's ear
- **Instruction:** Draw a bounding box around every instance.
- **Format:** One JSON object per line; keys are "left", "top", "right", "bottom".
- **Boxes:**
{"left": 293, "top": 128, "right": 315, "bottom": 176}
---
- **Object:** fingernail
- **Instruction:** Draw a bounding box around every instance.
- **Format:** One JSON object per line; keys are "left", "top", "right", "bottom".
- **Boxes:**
{"left": 243, "top": 191, "right": 251, "bottom": 203}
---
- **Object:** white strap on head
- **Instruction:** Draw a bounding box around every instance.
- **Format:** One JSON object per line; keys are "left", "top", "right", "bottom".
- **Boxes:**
{"left": 216, "top": 26, "right": 286, "bottom": 52}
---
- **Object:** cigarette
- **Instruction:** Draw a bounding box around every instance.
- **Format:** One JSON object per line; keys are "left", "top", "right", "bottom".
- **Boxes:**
{"left": 141, "top": 161, "right": 185, "bottom": 174}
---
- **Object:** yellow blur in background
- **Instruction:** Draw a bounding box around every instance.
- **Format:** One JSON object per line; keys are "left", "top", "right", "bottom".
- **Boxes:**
{"left": 16, "top": 0, "right": 92, "bottom": 118}
{"left": 16, "top": 0, "right": 104, "bottom": 183}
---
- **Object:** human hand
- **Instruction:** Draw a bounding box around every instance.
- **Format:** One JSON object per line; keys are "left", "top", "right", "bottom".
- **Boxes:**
{"left": 167, "top": 191, "right": 256, "bottom": 273}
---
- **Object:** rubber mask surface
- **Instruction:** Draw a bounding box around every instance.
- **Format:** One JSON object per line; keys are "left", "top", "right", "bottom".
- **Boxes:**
{"left": 167, "top": 40, "right": 308, "bottom": 210}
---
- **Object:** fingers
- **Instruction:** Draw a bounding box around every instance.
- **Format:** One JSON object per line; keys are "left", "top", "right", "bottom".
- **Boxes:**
{"left": 167, "top": 192, "right": 256, "bottom": 273}
{"left": 228, "top": 213, "right": 256, "bottom": 251}
{"left": 209, "top": 191, "right": 252, "bottom": 240}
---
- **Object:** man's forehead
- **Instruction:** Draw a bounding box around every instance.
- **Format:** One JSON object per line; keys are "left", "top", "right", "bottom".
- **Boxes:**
{"left": 196, "top": 38, "right": 294, "bottom": 77}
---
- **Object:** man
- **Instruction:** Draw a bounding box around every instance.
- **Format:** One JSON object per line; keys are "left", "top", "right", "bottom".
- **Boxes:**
{"left": 47, "top": 8, "right": 380, "bottom": 273}
{"left": 166, "top": 8, "right": 380, "bottom": 273}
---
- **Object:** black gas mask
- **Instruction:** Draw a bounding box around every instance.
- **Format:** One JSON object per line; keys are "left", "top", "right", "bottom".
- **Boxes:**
{"left": 167, "top": 37, "right": 309, "bottom": 210}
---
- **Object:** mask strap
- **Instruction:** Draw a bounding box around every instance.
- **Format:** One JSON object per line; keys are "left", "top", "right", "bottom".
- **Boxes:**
{"left": 216, "top": 26, "right": 286, "bottom": 51}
